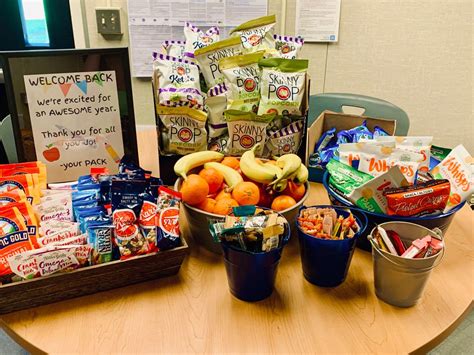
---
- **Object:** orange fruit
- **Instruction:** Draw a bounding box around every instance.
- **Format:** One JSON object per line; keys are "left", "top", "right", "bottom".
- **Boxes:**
{"left": 221, "top": 156, "right": 240, "bottom": 170}
{"left": 271, "top": 195, "right": 296, "bottom": 211}
{"left": 198, "top": 167, "right": 224, "bottom": 194}
{"left": 283, "top": 181, "right": 306, "bottom": 202}
{"left": 196, "top": 198, "right": 217, "bottom": 213}
{"left": 215, "top": 190, "right": 232, "bottom": 201}
{"left": 213, "top": 198, "right": 239, "bottom": 215}
{"left": 232, "top": 181, "right": 260, "bottom": 206}
{"left": 180, "top": 174, "right": 209, "bottom": 206}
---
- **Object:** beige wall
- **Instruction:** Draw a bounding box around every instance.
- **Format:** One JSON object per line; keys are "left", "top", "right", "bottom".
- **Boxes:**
{"left": 77, "top": 0, "right": 473, "bottom": 152}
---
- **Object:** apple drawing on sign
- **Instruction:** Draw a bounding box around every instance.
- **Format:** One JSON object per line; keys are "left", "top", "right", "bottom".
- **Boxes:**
{"left": 42, "top": 144, "right": 60, "bottom": 162}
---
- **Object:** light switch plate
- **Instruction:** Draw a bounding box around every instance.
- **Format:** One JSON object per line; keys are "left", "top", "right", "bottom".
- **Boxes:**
{"left": 96, "top": 8, "right": 122, "bottom": 35}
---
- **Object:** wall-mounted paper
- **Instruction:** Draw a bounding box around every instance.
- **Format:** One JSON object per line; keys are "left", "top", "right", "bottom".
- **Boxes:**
{"left": 24, "top": 70, "right": 124, "bottom": 182}
{"left": 296, "top": 0, "right": 341, "bottom": 42}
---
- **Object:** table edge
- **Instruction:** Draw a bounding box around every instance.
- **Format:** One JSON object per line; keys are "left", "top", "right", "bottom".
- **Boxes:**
{"left": 0, "top": 318, "right": 46, "bottom": 355}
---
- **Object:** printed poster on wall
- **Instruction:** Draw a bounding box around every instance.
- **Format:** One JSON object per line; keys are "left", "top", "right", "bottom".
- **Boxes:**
{"left": 24, "top": 71, "right": 124, "bottom": 183}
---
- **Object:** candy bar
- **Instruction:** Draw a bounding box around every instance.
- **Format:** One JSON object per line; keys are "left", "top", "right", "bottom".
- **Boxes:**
{"left": 401, "top": 236, "right": 431, "bottom": 259}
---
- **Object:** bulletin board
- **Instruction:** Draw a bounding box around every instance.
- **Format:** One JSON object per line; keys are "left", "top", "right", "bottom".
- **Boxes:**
{"left": 0, "top": 48, "right": 138, "bottom": 183}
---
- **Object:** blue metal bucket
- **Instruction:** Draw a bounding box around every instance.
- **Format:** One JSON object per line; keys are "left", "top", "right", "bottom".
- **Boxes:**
{"left": 322, "top": 171, "right": 465, "bottom": 251}
{"left": 221, "top": 222, "right": 291, "bottom": 302}
{"left": 296, "top": 205, "right": 368, "bottom": 287}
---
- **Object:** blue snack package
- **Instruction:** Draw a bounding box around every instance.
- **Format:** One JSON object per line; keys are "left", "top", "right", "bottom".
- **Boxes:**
{"left": 336, "top": 130, "right": 351, "bottom": 144}
{"left": 347, "top": 121, "right": 372, "bottom": 142}
{"left": 319, "top": 146, "right": 338, "bottom": 165}
{"left": 77, "top": 183, "right": 99, "bottom": 191}
{"left": 87, "top": 224, "right": 114, "bottom": 264}
{"left": 73, "top": 199, "right": 99, "bottom": 221}
{"left": 155, "top": 186, "right": 182, "bottom": 251}
{"left": 314, "top": 127, "right": 336, "bottom": 153}
{"left": 373, "top": 125, "right": 389, "bottom": 138}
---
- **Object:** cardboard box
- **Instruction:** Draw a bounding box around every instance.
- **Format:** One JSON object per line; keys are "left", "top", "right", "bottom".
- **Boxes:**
{"left": 306, "top": 111, "right": 397, "bottom": 183}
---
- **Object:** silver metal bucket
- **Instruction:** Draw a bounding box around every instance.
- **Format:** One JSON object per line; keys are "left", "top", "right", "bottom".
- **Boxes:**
{"left": 368, "top": 222, "right": 444, "bottom": 308}
{"left": 174, "top": 178, "right": 309, "bottom": 254}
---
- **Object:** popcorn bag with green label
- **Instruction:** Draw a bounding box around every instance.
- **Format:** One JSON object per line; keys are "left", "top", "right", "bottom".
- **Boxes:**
{"left": 224, "top": 110, "right": 275, "bottom": 157}
{"left": 194, "top": 37, "right": 243, "bottom": 89}
{"left": 230, "top": 15, "right": 276, "bottom": 53}
{"left": 220, "top": 51, "right": 264, "bottom": 112}
{"left": 158, "top": 106, "right": 208, "bottom": 155}
{"left": 257, "top": 58, "right": 308, "bottom": 116}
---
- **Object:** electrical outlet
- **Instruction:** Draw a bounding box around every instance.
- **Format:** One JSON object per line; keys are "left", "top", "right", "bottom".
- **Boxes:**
{"left": 96, "top": 8, "right": 122, "bottom": 35}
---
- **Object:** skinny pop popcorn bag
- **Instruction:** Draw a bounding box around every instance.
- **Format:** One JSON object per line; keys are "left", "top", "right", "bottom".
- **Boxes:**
{"left": 206, "top": 83, "right": 229, "bottom": 138}
{"left": 273, "top": 34, "right": 304, "bottom": 59}
{"left": 230, "top": 15, "right": 276, "bottom": 53}
{"left": 183, "top": 22, "right": 220, "bottom": 58}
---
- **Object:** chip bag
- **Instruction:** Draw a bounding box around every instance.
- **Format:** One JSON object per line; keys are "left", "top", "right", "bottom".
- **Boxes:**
{"left": 225, "top": 110, "right": 275, "bottom": 156}
{"left": 0, "top": 207, "right": 34, "bottom": 276}
{"left": 230, "top": 15, "right": 276, "bottom": 52}
{"left": 160, "top": 40, "right": 186, "bottom": 59}
{"left": 257, "top": 58, "right": 308, "bottom": 116}
{"left": 153, "top": 54, "right": 204, "bottom": 108}
{"left": 183, "top": 22, "right": 220, "bottom": 57}
{"left": 194, "top": 36, "right": 243, "bottom": 88}
{"left": 376, "top": 136, "right": 433, "bottom": 172}
{"left": 155, "top": 186, "right": 181, "bottom": 250}
{"left": 158, "top": 106, "right": 208, "bottom": 155}
{"left": 273, "top": 34, "right": 304, "bottom": 59}
{"left": 430, "top": 144, "right": 473, "bottom": 212}
{"left": 220, "top": 51, "right": 264, "bottom": 112}
{"left": 208, "top": 135, "right": 229, "bottom": 153}
{"left": 0, "top": 174, "right": 38, "bottom": 205}
{"left": 265, "top": 120, "right": 305, "bottom": 156}
{"left": 206, "top": 83, "right": 229, "bottom": 138}
{"left": 0, "top": 163, "right": 47, "bottom": 191}
{"left": 0, "top": 202, "right": 38, "bottom": 248}
{"left": 0, "top": 189, "right": 27, "bottom": 206}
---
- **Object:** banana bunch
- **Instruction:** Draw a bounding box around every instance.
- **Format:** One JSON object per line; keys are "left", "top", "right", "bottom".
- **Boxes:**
{"left": 239, "top": 144, "right": 308, "bottom": 190}
{"left": 174, "top": 151, "right": 224, "bottom": 179}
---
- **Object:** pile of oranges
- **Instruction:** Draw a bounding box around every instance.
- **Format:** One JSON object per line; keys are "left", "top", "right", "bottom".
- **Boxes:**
{"left": 180, "top": 157, "right": 306, "bottom": 215}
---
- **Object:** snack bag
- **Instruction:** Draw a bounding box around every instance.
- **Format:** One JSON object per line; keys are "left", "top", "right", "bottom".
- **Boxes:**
{"left": 376, "top": 136, "right": 433, "bottom": 172}
{"left": 258, "top": 58, "right": 308, "bottom": 116}
{"left": 207, "top": 135, "right": 229, "bottom": 153}
{"left": 194, "top": 36, "right": 243, "bottom": 88}
{"left": 206, "top": 83, "right": 229, "bottom": 138}
{"left": 39, "top": 220, "right": 79, "bottom": 236}
{"left": 0, "top": 164, "right": 47, "bottom": 191}
{"left": 225, "top": 110, "right": 275, "bottom": 156}
{"left": 0, "top": 189, "right": 27, "bottom": 206}
{"left": 158, "top": 106, "right": 208, "bottom": 155}
{"left": 430, "top": 144, "right": 473, "bottom": 212}
{"left": 265, "top": 120, "right": 305, "bottom": 156}
{"left": 220, "top": 51, "right": 264, "bottom": 112}
{"left": 230, "top": 15, "right": 276, "bottom": 52}
{"left": 0, "top": 207, "right": 33, "bottom": 276}
{"left": 87, "top": 224, "right": 114, "bottom": 264}
{"left": 183, "top": 22, "right": 220, "bottom": 57}
{"left": 34, "top": 193, "right": 73, "bottom": 223}
{"left": 0, "top": 202, "right": 38, "bottom": 248}
{"left": 348, "top": 166, "right": 409, "bottom": 214}
{"left": 160, "top": 40, "right": 186, "bottom": 59}
{"left": 153, "top": 54, "right": 204, "bottom": 108}
{"left": 155, "top": 186, "right": 181, "bottom": 250}
{"left": 0, "top": 174, "right": 38, "bottom": 204}
{"left": 36, "top": 225, "right": 80, "bottom": 247}
{"left": 273, "top": 34, "right": 304, "bottom": 59}
{"left": 139, "top": 191, "right": 158, "bottom": 252}
{"left": 326, "top": 159, "right": 373, "bottom": 196}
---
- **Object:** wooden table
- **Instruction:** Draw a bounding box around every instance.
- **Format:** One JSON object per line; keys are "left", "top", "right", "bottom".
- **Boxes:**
{"left": 1, "top": 131, "right": 472, "bottom": 354}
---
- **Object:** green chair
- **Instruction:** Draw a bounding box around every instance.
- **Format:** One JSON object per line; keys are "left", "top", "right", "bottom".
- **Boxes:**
{"left": 308, "top": 93, "right": 410, "bottom": 135}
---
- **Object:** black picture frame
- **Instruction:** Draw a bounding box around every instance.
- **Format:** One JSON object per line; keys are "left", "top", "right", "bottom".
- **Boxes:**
{"left": 0, "top": 47, "right": 138, "bottom": 168}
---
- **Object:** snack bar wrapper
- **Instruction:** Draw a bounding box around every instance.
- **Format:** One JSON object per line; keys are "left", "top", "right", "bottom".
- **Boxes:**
{"left": 430, "top": 144, "right": 473, "bottom": 212}
{"left": 348, "top": 166, "right": 409, "bottom": 214}
{"left": 230, "top": 15, "right": 276, "bottom": 53}
{"left": 273, "top": 34, "right": 304, "bottom": 59}
{"left": 183, "top": 22, "right": 220, "bottom": 58}
{"left": 326, "top": 159, "right": 373, "bottom": 196}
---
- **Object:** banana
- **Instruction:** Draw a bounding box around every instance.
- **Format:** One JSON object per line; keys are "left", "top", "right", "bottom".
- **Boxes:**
{"left": 271, "top": 154, "right": 301, "bottom": 185}
{"left": 204, "top": 162, "right": 243, "bottom": 191}
{"left": 293, "top": 164, "right": 309, "bottom": 184}
{"left": 174, "top": 151, "right": 224, "bottom": 180}
{"left": 273, "top": 179, "right": 288, "bottom": 192}
{"left": 239, "top": 145, "right": 281, "bottom": 184}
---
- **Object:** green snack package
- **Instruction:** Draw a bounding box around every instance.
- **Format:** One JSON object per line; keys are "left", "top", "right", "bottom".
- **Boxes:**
{"left": 219, "top": 51, "right": 264, "bottom": 112}
{"left": 257, "top": 58, "right": 308, "bottom": 116}
{"left": 224, "top": 110, "right": 275, "bottom": 156}
{"left": 194, "top": 37, "right": 243, "bottom": 88}
{"left": 326, "top": 159, "right": 373, "bottom": 196}
{"left": 431, "top": 145, "right": 451, "bottom": 161}
{"left": 230, "top": 15, "right": 276, "bottom": 53}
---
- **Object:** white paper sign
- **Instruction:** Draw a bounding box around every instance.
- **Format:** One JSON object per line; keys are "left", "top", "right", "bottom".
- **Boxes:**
{"left": 24, "top": 71, "right": 124, "bottom": 182}
{"left": 296, "top": 0, "right": 341, "bottom": 42}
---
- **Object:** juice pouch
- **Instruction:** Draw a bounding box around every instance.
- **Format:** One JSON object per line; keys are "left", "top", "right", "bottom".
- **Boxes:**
{"left": 206, "top": 83, "right": 229, "bottom": 138}
{"left": 230, "top": 15, "right": 276, "bottom": 52}
{"left": 348, "top": 166, "right": 409, "bottom": 214}
{"left": 0, "top": 207, "right": 33, "bottom": 276}
{"left": 257, "top": 58, "right": 308, "bottom": 116}
{"left": 0, "top": 202, "right": 38, "bottom": 248}
{"left": 431, "top": 144, "right": 473, "bottom": 212}
{"left": 265, "top": 120, "right": 305, "bottom": 157}
{"left": 158, "top": 106, "right": 208, "bottom": 155}
{"left": 194, "top": 36, "right": 243, "bottom": 88}
{"left": 0, "top": 189, "right": 27, "bottom": 206}
{"left": 376, "top": 136, "right": 433, "bottom": 172}
{"left": 160, "top": 40, "right": 186, "bottom": 59}
{"left": 0, "top": 174, "right": 36, "bottom": 204}
{"left": 220, "top": 51, "right": 264, "bottom": 112}
{"left": 326, "top": 159, "right": 373, "bottom": 196}
{"left": 273, "top": 34, "right": 304, "bottom": 59}
{"left": 155, "top": 186, "right": 181, "bottom": 250}
{"left": 224, "top": 110, "right": 275, "bottom": 156}
{"left": 184, "top": 22, "right": 220, "bottom": 57}
{"left": 153, "top": 54, "right": 203, "bottom": 108}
